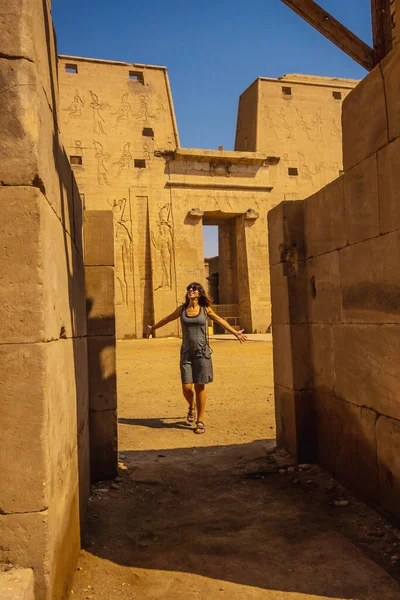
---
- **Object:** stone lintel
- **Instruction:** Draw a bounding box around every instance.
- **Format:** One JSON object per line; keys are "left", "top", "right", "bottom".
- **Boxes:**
{"left": 167, "top": 181, "right": 273, "bottom": 192}
{"left": 173, "top": 147, "right": 279, "bottom": 165}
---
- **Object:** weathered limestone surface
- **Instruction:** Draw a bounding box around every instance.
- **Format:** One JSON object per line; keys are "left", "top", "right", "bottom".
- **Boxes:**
{"left": 314, "top": 395, "right": 378, "bottom": 502}
{"left": 85, "top": 211, "right": 118, "bottom": 482}
{"left": 0, "top": 568, "right": 34, "bottom": 600}
{"left": 267, "top": 200, "right": 306, "bottom": 267}
{"left": 269, "top": 45, "right": 400, "bottom": 519}
{"left": 304, "top": 178, "right": 346, "bottom": 258}
{"left": 275, "top": 384, "right": 314, "bottom": 462}
{"left": 381, "top": 40, "right": 400, "bottom": 141}
{"left": 272, "top": 324, "right": 312, "bottom": 391}
{"left": 307, "top": 251, "right": 341, "bottom": 323}
{"left": 340, "top": 230, "right": 400, "bottom": 323}
{"left": 378, "top": 136, "right": 400, "bottom": 234}
{"left": 310, "top": 324, "right": 334, "bottom": 391}
{"left": 344, "top": 153, "right": 379, "bottom": 244}
{"left": 89, "top": 410, "right": 118, "bottom": 482}
{"left": 86, "top": 266, "right": 115, "bottom": 335}
{"left": 377, "top": 415, "right": 400, "bottom": 519}
{"left": 84, "top": 211, "right": 114, "bottom": 267}
{"left": 333, "top": 325, "right": 400, "bottom": 421}
{"left": 0, "top": 1, "right": 89, "bottom": 598}
{"left": 342, "top": 63, "right": 388, "bottom": 170}
{"left": 87, "top": 337, "right": 117, "bottom": 411}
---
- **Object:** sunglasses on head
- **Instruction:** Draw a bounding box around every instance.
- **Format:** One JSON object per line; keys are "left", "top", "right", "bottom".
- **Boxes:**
{"left": 187, "top": 284, "right": 200, "bottom": 292}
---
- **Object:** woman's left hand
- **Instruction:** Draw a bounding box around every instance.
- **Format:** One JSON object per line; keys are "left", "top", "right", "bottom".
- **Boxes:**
{"left": 236, "top": 329, "right": 247, "bottom": 343}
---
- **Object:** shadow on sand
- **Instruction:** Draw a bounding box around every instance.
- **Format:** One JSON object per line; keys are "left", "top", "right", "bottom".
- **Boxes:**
{"left": 79, "top": 439, "right": 400, "bottom": 600}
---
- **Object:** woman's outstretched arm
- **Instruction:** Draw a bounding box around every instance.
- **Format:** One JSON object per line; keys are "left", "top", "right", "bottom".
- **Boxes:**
{"left": 206, "top": 307, "right": 247, "bottom": 343}
{"left": 146, "top": 306, "right": 182, "bottom": 338}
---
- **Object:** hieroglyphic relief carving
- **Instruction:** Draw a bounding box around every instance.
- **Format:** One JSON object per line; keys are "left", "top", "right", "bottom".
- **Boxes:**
{"left": 331, "top": 118, "right": 341, "bottom": 137}
{"left": 74, "top": 140, "right": 83, "bottom": 156}
{"left": 143, "top": 141, "right": 151, "bottom": 160}
{"left": 113, "top": 93, "right": 132, "bottom": 128}
{"left": 295, "top": 109, "right": 314, "bottom": 141}
{"left": 114, "top": 143, "right": 132, "bottom": 177}
{"left": 151, "top": 203, "right": 173, "bottom": 290}
{"left": 89, "top": 90, "right": 107, "bottom": 134}
{"left": 278, "top": 107, "right": 293, "bottom": 140}
{"left": 313, "top": 108, "right": 324, "bottom": 143}
{"left": 135, "top": 95, "right": 151, "bottom": 121}
{"left": 109, "top": 197, "right": 133, "bottom": 306}
{"left": 151, "top": 224, "right": 172, "bottom": 290}
{"left": 94, "top": 141, "right": 109, "bottom": 185}
{"left": 297, "top": 151, "right": 327, "bottom": 188}
{"left": 262, "top": 106, "right": 280, "bottom": 139}
{"left": 135, "top": 94, "right": 167, "bottom": 122}
{"left": 63, "top": 89, "right": 83, "bottom": 123}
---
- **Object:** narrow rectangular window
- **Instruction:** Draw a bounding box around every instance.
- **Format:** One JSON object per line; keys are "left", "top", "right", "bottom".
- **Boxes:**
{"left": 70, "top": 155, "right": 82, "bottom": 165}
{"left": 282, "top": 86, "right": 292, "bottom": 96}
{"left": 288, "top": 167, "right": 298, "bottom": 176}
{"left": 142, "top": 127, "right": 154, "bottom": 138}
{"left": 332, "top": 91, "right": 342, "bottom": 100}
{"left": 65, "top": 64, "right": 78, "bottom": 74}
{"left": 129, "top": 71, "right": 145, "bottom": 84}
{"left": 134, "top": 159, "right": 146, "bottom": 168}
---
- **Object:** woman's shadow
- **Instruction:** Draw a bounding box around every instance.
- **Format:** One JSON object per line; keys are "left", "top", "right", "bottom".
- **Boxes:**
{"left": 118, "top": 417, "right": 191, "bottom": 430}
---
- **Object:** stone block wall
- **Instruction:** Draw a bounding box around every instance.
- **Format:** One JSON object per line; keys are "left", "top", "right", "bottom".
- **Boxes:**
{"left": 85, "top": 211, "right": 118, "bottom": 483}
{"left": 0, "top": 0, "right": 89, "bottom": 598}
{"left": 269, "top": 42, "right": 400, "bottom": 519}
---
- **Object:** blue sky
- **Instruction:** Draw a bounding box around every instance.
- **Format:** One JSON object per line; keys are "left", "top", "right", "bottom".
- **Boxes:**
{"left": 52, "top": 0, "right": 371, "bottom": 256}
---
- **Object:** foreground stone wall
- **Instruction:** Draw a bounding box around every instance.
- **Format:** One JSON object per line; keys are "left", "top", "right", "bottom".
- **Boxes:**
{"left": 0, "top": 1, "right": 89, "bottom": 597}
{"left": 269, "top": 43, "right": 400, "bottom": 519}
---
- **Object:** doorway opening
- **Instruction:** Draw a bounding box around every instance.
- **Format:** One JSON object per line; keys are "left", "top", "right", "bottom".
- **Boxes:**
{"left": 202, "top": 219, "right": 240, "bottom": 334}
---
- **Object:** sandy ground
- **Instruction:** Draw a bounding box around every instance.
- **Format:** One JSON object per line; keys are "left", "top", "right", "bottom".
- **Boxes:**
{"left": 69, "top": 338, "right": 400, "bottom": 600}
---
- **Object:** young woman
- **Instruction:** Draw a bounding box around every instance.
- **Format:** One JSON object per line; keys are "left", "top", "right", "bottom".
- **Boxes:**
{"left": 147, "top": 282, "right": 247, "bottom": 434}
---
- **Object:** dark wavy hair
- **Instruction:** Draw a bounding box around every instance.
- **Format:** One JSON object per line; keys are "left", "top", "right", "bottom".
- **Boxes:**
{"left": 184, "top": 282, "right": 212, "bottom": 308}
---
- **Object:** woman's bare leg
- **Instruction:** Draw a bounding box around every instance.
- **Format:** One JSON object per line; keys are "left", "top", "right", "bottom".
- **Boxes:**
{"left": 194, "top": 384, "right": 206, "bottom": 423}
{"left": 182, "top": 384, "right": 195, "bottom": 408}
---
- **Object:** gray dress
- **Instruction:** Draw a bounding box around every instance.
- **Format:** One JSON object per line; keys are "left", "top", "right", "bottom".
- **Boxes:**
{"left": 180, "top": 305, "right": 213, "bottom": 384}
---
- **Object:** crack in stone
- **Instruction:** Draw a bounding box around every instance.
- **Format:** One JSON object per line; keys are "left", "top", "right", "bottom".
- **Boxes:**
{"left": 0, "top": 52, "right": 34, "bottom": 64}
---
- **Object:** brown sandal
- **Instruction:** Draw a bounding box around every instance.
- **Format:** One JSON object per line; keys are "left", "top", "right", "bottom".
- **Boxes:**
{"left": 194, "top": 421, "right": 206, "bottom": 434}
{"left": 187, "top": 408, "right": 196, "bottom": 424}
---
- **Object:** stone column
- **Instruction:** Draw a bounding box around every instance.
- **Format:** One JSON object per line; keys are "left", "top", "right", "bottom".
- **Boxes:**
{"left": 235, "top": 216, "right": 253, "bottom": 332}
{"left": 84, "top": 211, "right": 118, "bottom": 482}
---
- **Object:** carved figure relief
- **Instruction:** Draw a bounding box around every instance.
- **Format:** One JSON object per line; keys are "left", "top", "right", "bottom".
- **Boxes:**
{"left": 114, "top": 143, "right": 133, "bottom": 177}
{"left": 63, "top": 89, "right": 83, "bottom": 123}
{"left": 151, "top": 223, "right": 172, "bottom": 290}
{"left": 295, "top": 109, "right": 314, "bottom": 141}
{"left": 298, "top": 152, "right": 315, "bottom": 183}
{"left": 331, "top": 118, "right": 341, "bottom": 137}
{"left": 94, "top": 141, "right": 109, "bottom": 185}
{"left": 135, "top": 95, "right": 151, "bottom": 121}
{"left": 153, "top": 101, "right": 167, "bottom": 122}
{"left": 74, "top": 140, "right": 83, "bottom": 156}
{"left": 113, "top": 93, "right": 132, "bottom": 128}
{"left": 313, "top": 108, "right": 324, "bottom": 143}
{"left": 89, "top": 90, "right": 107, "bottom": 134}
{"left": 110, "top": 197, "right": 133, "bottom": 306}
{"left": 158, "top": 202, "right": 171, "bottom": 224}
{"left": 143, "top": 141, "right": 151, "bottom": 160}
{"left": 278, "top": 108, "right": 293, "bottom": 140}
{"left": 262, "top": 106, "right": 280, "bottom": 139}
